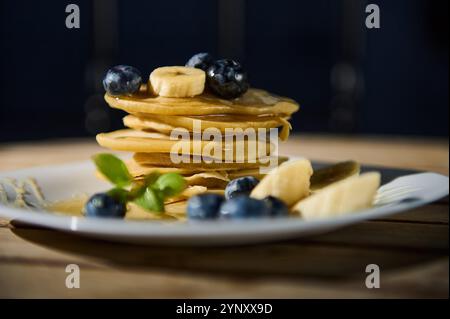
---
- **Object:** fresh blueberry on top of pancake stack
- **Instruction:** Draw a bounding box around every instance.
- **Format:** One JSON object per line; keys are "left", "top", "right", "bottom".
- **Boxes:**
{"left": 95, "top": 54, "right": 300, "bottom": 218}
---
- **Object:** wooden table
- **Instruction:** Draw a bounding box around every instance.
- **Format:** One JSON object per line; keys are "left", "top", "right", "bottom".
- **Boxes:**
{"left": 0, "top": 135, "right": 448, "bottom": 298}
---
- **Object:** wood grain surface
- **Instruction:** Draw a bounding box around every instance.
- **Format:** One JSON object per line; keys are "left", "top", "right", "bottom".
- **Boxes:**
{"left": 0, "top": 135, "right": 448, "bottom": 298}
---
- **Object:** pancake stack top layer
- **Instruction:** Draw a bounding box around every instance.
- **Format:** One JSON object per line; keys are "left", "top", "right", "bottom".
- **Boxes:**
{"left": 96, "top": 66, "right": 299, "bottom": 198}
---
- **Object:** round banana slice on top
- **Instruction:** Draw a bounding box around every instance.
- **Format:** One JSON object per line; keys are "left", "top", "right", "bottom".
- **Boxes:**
{"left": 149, "top": 66, "right": 205, "bottom": 98}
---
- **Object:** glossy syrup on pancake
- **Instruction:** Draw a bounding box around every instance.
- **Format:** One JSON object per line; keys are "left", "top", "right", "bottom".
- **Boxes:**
{"left": 105, "top": 85, "right": 299, "bottom": 116}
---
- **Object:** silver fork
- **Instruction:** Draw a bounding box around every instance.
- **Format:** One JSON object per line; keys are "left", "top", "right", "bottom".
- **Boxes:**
{"left": 0, "top": 178, "right": 46, "bottom": 209}
{"left": 374, "top": 184, "right": 422, "bottom": 205}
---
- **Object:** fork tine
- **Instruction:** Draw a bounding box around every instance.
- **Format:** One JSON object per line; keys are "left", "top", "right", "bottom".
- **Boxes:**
{"left": 377, "top": 185, "right": 415, "bottom": 194}
{"left": 376, "top": 194, "right": 411, "bottom": 202}
{"left": 376, "top": 186, "right": 420, "bottom": 196}
{"left": 375, "top": 184, "right": 422, "bottom": 205}
{"left": 376, "top": 188, "right": 416, "bottom": 198}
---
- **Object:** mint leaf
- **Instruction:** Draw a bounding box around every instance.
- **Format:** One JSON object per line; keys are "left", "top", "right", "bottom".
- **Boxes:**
{"left": 133, "top": 186, "right": 164, "bottom": 213}
{"left": 93, "top": 153, "right": 132, "bottom": 187}
{"left": 107, "top": 188, "right": 130, "bottom": 204}
{"left": 154, "top": 173, "right": 187, "bottom": 197}
{"left": 128, "top": 182, "right": 146, "bottom": 199}
{"left": 143, "top": 172, "right": 161, "bottom": 187}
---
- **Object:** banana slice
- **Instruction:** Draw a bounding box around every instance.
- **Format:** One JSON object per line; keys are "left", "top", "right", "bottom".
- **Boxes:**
{"left": 149, "top": 66, "right": 205, "bottom": 97}
{"left": 310, "top": 161, "right": 360, "bottom": 192}
{"left": 250, "top": 159, "right": 313, "bottom": 206}
{"left": 292, "top": 172, "right": 381, "bottom": 220}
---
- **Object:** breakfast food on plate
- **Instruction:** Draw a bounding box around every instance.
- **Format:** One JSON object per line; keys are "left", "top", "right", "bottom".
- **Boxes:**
{"left": 103, "top": 65, "right": 142, "bottom": 96}
{"left": 82, "top": 52, "right": 382, "bottom": 221}
{"left": 292, "top": 172, "right": 381, "bottom": 219}
{"left": 225, "top": 176, "right": 260, "bottom": 199}
{"left": 250, "top": 159, "right": 313, "bottom": 206}
{"left": 149, "top": 66, "right": 205, "bottom": 97}
{"left": 206, "top": 59, "right": 249, "bottom": 99}
{"left": 310, "top": 160, "right": 360, "bottom": 191}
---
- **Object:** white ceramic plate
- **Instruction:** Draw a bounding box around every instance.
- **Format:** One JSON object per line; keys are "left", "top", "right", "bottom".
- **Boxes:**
{"left": 0, "top": 160, "right": 448, "bottom": 246}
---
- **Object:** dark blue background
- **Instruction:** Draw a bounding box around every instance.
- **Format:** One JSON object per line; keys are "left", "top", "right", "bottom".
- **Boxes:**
{"left": 0, "top": 0, "right": 448, "bottom": 141}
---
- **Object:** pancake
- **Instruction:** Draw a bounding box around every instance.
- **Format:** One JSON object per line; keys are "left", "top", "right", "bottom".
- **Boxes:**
{"left": 227, "top": 168, "right": 266, "bottom": 180}
{"left": 131, "top": 170, "right": 230, "bottom": 188}
{"left": 132, "top": 153, "right": 285, "bottom": 170}
{"left": 125, "top": 201, "right": 187, "bottom": 221}
{"left": 105, "top": 87, "right": 299, "bottom": 116}
{"left": 125, "top": 160, "right": 206, "bottom": 175}
{"left": 166, "top": 186, "right": 225, "bottom": 204}
{"left": 184, "top": 172, "right": 229, "bottom": 188}
{"left": 164, "top": 201, "right": 187, "bottom": 216}
{"left": 125, "top": 158, "right": 272, "bottom": 187}
{"left": 123, "top": 114, "right": 292, "bottom": 141}
{"left": 96, "top": 129, "right": 275, "bottom": 160}
{"left": 124, "top": 115, "right": 176, "bottom": 134}
{"left": 99, "top": 160, "right": 246, "bottom": 188}
{"left": 98, "top": 166, "right": 230, "bottom": 189}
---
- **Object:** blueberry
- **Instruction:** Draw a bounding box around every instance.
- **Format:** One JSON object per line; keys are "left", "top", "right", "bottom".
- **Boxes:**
{"left": 225, "top": 176, "right": 259, "bottom": 200}
{"left": 219, "top": 196, "right": 271, "bottom": 219}
{"left": 103, "top": 65, "right": 142, "bottom": 96}
{"left": 187, "top": 194, "right": 225, "bottom": 220}
{"left": 85, "top": 193, "right": 126, "bottom": 218}
{"left": 264, "top": 196, "right": 289, "bottom": 217}
{"left": 206, "top": 59, "right": 249, "bottom": 99}
{"left": 185, "top": 52, "right": 214, "bottom": 71}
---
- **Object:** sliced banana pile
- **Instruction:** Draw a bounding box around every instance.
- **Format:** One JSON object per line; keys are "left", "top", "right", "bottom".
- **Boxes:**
{"left": 250, "top": 159, "right": 381, "bottom": 220}
{"left": 293, "top": 172, "right": 380, "bottom": 219}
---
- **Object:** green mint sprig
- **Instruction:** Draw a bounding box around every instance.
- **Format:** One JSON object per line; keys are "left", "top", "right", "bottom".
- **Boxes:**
{"left": 93, "top": 153, "right": 133, "bottom": 187}
{"left": 92, "top": 153, "right": 186, "bottom": 213}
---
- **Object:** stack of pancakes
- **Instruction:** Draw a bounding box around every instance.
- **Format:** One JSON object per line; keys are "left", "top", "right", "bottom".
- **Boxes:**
{"left": 96, "top": 84, "right": 299, "bottom": 201}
